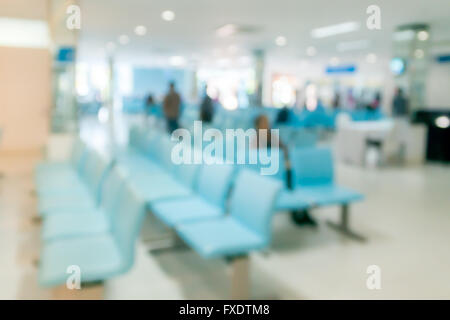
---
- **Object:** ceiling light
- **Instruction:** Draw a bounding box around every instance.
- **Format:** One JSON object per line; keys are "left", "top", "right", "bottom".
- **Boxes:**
{"left": 0, "top": 17, "right": 50, "bottom": 48}
{"left": 435, "top": 116, "right": 450, "bottom": 129}
{"left": 161, "top": 10, "right": 175, "bottom": 21}
{"left": 306, "top": 46, "right": 317, "bottom": 57}
{"left": 414, "top": 49, "right": 424, "bottom": 59}
{"left": 118, "top": 35, "right": 129, "bottom": 45}
{"left": 169, "top": 56, "right": 186, "bottom": 66}
{"left": 330, "top": 57, "right": 340, "bottom": 66}
{"left": 393, "top": 30, "right": 414, "bottom": 41}
{"left": 216, "top": 24, "right": 237, "bottom": 37}
{"left": 275, "top": 36, "right": 287, "bottom": 47}
{"left": 337, "top": 39, "right": 369, "bottom": 52}
{"left": 366, "top": 53, "right": 377, "bottom": 64}
{"left": 106, "top": 42, "right": 116, "bottom": 52}
{"left": 417, "top": 30, "right": 429, "bottom": 41}
{"left": 134, "top": 25, "right": 147, "bottom": 36}
{"left": 311, "top": 22, "right": 359, "bottom": 39}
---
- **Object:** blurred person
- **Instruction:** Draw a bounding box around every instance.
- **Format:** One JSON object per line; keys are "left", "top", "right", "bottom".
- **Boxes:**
{"left": 275, "top": 106, "right": 290, "bottom": 125}
{"left": 367, "top": 92, "right": 381, "bottom": 111}
{"left": 332, "top": 92, "right": 341, "bottom": 110}
{"left": 144, "top": 93, "right": 156, "bottom": 124}
{"left": 253, "top": 114, "right": 317, "bottom": 226}
{"left": 392, "top": 87, "right": 409, "bottom": 117}
{"left": 163, "top": 82, "right": 181, "bottom": 133}
{"left": 199, "top": 86, "right": 214, "bottom": 123}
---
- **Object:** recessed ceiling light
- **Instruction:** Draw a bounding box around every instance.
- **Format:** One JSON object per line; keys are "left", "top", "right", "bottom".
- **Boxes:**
{"left": 337, "top": 39, "right": 369, "bottom": 52}
{"left": 435, "top": 116, "right": 450, "bottom": 129}
{"left": 393, "top": 30, "right": 414, "bottom": 42}
{"left": 414, "top": 49, "right": 425, "bottom": 59}
{"left": 169, "top": 55, "right": 186, "bottom": 66}
{"left": 216, "top": 24, "right": 237, "bottom": 37}
{"left": 275, "top": 36, "right": 287, "bottom": 47}
{"left": 366, "top": 53, "right": 377, "bottom": 64}
{"left": 118, "top": 35, "right": 129, "bottom": 45}
{"left": 106, "top": 41, "right": 116, "bottom": 53}
{"left": 417, "top": 30, "right": 429, "bottom": 41}
{"left": 161, "top": 10, "right": 175, "bottom": 21}
{"left": 134, "top": 25, "right": 147, "bottom": 36}
{"left": 330, "top": 57, "right": 340, "bottom": 66}
{"left": 311, "top": 22, "right": 359, "bottom": 39}
{"left": 306, "top": 46, "right": 317, "bottom": 57}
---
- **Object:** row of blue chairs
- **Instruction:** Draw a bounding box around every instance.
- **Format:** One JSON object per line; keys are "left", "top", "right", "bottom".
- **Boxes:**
{"left": 34, "top": 132, "right": 283, "bottom": 297}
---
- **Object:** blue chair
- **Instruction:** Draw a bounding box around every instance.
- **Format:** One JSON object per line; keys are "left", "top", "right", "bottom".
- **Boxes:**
{"left": 151, "top": 162, "right": 234, "bottom": 227}
{"left": 41, "top": 166, "right": 125, "bottom": 241}
{"left": 176, "top": 169, "right": 282, "bottom": 259}
{"left": 39, "top": 183, "right": 146, "bottom": 287}
{"left": 37, "top": 151, "right": 114, "bottom": 216}
{"left": 35, "top": 139, "right": 87, "bottom": 183}
{"left": 285, "top": 147, "right": 365, "bottom": 240}
{"left": 175, "top": 169, "right": 282, "bottom": 298}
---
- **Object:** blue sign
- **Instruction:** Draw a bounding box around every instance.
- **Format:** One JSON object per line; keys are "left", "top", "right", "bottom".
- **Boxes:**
{"left": 325, "top": 65, "right": 357, "bottom": 74}
{"left": 56, "top": 47, "right": 75, "bottom": 63}
{"left": 437, "top": 55, "right": 450, "bottom": 63}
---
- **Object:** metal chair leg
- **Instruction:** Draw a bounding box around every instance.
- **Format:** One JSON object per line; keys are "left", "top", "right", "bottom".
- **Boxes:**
{"left": 230, "top": 255, "right": 250, "bottom": 300}
{"left": 327, "top": 204, "right": 366, "bottom": 242}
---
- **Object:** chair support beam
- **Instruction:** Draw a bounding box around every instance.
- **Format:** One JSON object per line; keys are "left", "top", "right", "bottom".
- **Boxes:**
{"left": 327, "top": 204, "right": 367, "bottom": 242}
{"left": 230, "top": 255, "right": 250, "bottom": 300}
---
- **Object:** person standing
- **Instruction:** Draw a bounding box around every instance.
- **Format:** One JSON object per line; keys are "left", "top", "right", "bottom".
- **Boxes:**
{"left": 392, "top": 87, "right": 409, "bottom": 117}
{"left": 163, "top": 82, "right": 181, "bottom": 133}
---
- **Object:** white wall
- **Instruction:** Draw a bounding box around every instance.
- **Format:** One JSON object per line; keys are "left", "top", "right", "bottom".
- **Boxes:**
{"left": 426, "top": 62, "right": 450, "bottom": 109}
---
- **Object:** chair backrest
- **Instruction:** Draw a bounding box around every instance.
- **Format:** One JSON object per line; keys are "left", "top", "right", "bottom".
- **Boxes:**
{"left": 70, "top": 139, "right": 88, "bottom": 173}
{"left": 290, "top": 129, "right": 317, "bottom": 148}
{"left": 175, "top": 161, "right": 201, "bottom": 189}
{"left": 196, "top": 162, "right": 235, "bottom": 208}
{"left": 290, "top": 147, "right": 334, "bottom": 187}
{"left": 81, "top": 149, "right": 115, "bottom": 204}
{"left": 111, "top": 183, "right": 146, "bottom": 270}
{"left": 229, "top": 169, "right": 282, "bottom": 243}
{"left": 100, "top": 166, "right": 125, "bottom": 220}
{"left": 244, "top": 147, "right": 286, "bottom": 183}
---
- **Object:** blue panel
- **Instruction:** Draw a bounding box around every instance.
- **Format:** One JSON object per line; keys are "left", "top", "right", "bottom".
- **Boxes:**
{"left": 56, "top": 47, "right": 75, "bottom": 63}
{"left": 437, "top": 55, "right": 450, "bottom": 63}
{"left": 326, "top": 65, "right": 357, "bottom": 74}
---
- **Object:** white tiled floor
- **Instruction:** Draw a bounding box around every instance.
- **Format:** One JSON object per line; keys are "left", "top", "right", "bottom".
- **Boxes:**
{"left": 1, "top": 127, "right": 450, "bottom": 299}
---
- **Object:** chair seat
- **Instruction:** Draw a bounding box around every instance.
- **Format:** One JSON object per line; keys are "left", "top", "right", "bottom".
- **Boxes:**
{"left": 42, "top": 209, "right": 110, "bottom": 241}
{"left": 39, "top": 234, "right": 123, "bottom": 287}
{"left": 152, "top": 196, "right": 223, "bottom": 227}
{"left": 38, "top": 193, "right": 97, "bottom": 216}
{"left": 35, "top": 162, "right": 73, "bottom": 179}
{"left": 275, "top": 188, "right": 312, "bottom": 211}
{"left": 299, "top": 184, "right": 364, "bottom": 206}
{"left": 176, "top": 217, "right": 266, "bottom": 259}
{"left": 116, "top": 150, "right": 161, "bottom": 175}
{"left": 35, "top": 173, "right": 85, "bottom": 197}
{"left": 128, "top": 174, "right": 193, "bottom": 204}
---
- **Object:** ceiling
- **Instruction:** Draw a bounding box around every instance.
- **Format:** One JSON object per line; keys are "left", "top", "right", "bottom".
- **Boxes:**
{"left": 78, "top": 0, "right": 450, "bottom": 66}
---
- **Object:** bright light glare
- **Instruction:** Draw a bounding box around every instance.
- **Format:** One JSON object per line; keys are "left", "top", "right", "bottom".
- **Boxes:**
{"left": 366, "top": 53, "right": 377, "bottom": 64}
{"left": 0, "top": 18, "right": 50, "bottom": 48}
{"left": 134, "top": 25, "right": 147, "bottom": 36}
{"left": 118, "top": 35, "right": 129, "bottom": 45}
{"left": 306, "top": 46, "right": 317, "bottom": 57}
{"left": 311, "top": 22, "right": 359, "bottom": 39}
{"left": 435, "top": 116, "right": 450, "bottom": 129}
{"left": 161, "top": 10, "right": 175, "bottom": 21}
{"left": 275, "top": 36, "right": 287, "bottom": 47}
{"left": 98, "top": 107, "right": 109, "bottom": 123}
{"left": 170, "top": 56, "right": 186, "bottom": 66}
{"left": 417, "top": 30, "right": 429, "bottom": 41}
{"left": 216, "top": 24, "right": 237, "bottom": 37}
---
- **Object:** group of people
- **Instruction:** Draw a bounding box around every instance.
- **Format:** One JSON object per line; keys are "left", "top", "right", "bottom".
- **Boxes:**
{"left": 145, "top": 82, "right": 215, "bottom": 134}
